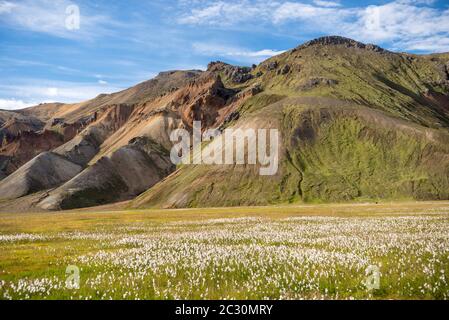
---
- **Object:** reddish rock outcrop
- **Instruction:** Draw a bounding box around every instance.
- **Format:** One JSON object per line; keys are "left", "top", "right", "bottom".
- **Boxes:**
{"left": 0, "top": 130, "right": 65, "bottom": 177}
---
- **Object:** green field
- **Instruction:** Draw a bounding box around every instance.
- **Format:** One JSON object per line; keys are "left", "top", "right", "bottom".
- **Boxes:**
{"left": 1, "top": 201, "right": 449, "bottom": 300}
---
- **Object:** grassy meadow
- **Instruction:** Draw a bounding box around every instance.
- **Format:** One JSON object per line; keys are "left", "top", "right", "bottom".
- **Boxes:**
{"left": 0, "top": 201, "right": 449, "bottom": 300}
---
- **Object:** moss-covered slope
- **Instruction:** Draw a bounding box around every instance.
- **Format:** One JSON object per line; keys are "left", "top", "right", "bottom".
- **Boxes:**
{"left": 132, "top": 36, "right": 449, "bottom": 208}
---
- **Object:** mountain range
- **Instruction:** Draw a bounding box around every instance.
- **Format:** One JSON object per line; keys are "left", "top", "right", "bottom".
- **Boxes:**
{"left": 1, "top": 36, "right": 448, "bottom": 212}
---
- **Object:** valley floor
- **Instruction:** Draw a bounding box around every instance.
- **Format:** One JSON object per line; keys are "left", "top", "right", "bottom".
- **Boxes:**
{"left": 0, "top": 201, "right": 448, "bottom": 299}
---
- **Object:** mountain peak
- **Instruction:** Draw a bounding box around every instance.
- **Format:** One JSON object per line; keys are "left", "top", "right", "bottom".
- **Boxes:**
{"left": 296, "top": 35, "right": 386, "bottom": 53}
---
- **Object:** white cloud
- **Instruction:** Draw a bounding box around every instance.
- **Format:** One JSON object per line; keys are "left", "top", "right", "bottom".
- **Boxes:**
{"left": 0, "top": 0, "right": 113, "bottom": 40}
{"left": 46, "top": 87, "right": 59, "bottom": 97}
{"left": 244, "top": 49, "right": 286, "bottom": 57}
{"left": 0, "top": 98, "right": 37, "bottom": 110}
{"left": 272, "top": 2, "right": 354, "bottom": 25}
{"left": 0, "top": 80, "right": 124, "bottom": 107}
{"left": 393, "top": 36, "right": 449, "bottom": 52}
{"left": 0, "top": 1, "right": 15, "bottom": 14}
{"left": 178, "top": 0, "right": 275, "bottom": 26}
{"left": 313, "top": 0, "right": 341, "bottom": 8}
{"left": 178, "top": 0, "right": 449, "bottom": 53}
{"left": 98, "top": 80, "right": 108, "bottom": 85}
{"left": 177, "top": 0, "right": 350, "bottom": 26}
{"left": 56, "top": 65, "right": 81, "bottom": 74}
{"left": 192, "top": 42, "right": 285, "bottom": 63}
{"left": 0, "top": 58, "right": 88, "bottom": 77}
{"left": 345, "top": 4, "right": 449, "bottom": 50}
{"left": 396, "top": 0, "right": 436, "bottom": 4}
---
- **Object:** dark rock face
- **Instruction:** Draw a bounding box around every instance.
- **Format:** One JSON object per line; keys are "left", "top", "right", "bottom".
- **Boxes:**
{"left": 224, "top": 111, "right": 240, "bottom": 123}
{"left": 427, "top": 60, "right": 449, "bottom": 88}
{"left": 298, "top": 36, "right": 386, "bottom": 53}
{"left": 445, "top": 62, "right": 449, "bottom": 81}
{"left": 230, "top": 68, "right": 253, "bottom": 83}
{"left": 177, "top": 75, "right": 236, "bottom": 128}
{"left": 207, "top": 61, "right": 227, "bottom": 71}
{"left": 51, "top": 118, "right": 64, "bottom": 126}
{"left": 207, "top": 61, "right": 253, "bottom": 84}
{"left": 266, "top": 61, "right": 278, "bottom": 71}
{"left": 278, "top": 64, "right": 290, "bottom": 75}
{"left": 0, "top": 115, "right": 44, "bottom": 143}
{"left": 224, "top": 66, "right": 253, "bottom": 84}
{"left": 250, "top": 84, "right": 263, "bottom": 95}
{"left": 300, "top": 78, "right": 339, "bottom": 90}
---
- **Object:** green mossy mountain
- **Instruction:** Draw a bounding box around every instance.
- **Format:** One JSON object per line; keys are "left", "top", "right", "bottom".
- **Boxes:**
{"left": 132, "top": 36, "right": 449, "bottom": 208}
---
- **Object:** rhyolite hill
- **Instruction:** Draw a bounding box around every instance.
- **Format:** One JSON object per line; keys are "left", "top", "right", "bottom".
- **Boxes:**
{"left": 0, "top": 36, "right": 448, "bottom": 211}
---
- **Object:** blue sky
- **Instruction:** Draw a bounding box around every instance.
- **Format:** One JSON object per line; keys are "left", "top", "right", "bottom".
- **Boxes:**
{"left": 1, "top": 0, "right": 449, "bottom": 109}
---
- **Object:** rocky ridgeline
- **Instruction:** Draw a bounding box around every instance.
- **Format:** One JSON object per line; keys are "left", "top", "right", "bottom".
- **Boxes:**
{"left": 207, "top": 61, "right": 254, "bottom": 84}
{"left": 296, "top": 36, "right": 386, "bottom": 53}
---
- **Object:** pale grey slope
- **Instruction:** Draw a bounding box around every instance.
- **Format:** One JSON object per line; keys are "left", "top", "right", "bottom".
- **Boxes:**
{"left": 39, "top": 137, "right": 174, "bottom": 210}
{"left": 0, "top": 152, "right": 82, "bottom": 200}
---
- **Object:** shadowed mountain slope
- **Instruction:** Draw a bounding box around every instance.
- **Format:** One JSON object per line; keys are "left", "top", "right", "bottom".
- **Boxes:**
{"left": 0, "top": 152, "right": 82, "bottom": 200}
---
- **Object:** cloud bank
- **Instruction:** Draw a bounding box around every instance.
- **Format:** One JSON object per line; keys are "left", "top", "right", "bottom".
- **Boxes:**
{"left": 177, "top": 0, "right": 449, "bottom": 52}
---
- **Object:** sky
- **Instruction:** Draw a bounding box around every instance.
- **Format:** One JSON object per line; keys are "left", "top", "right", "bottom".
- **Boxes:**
{"left": 0, "top": 0, "right": 449, "bottom": 110}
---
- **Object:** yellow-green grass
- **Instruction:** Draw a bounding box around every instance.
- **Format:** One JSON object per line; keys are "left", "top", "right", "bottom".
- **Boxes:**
{"left": 1, "top": 201, "right": 449, "bottom": 300}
